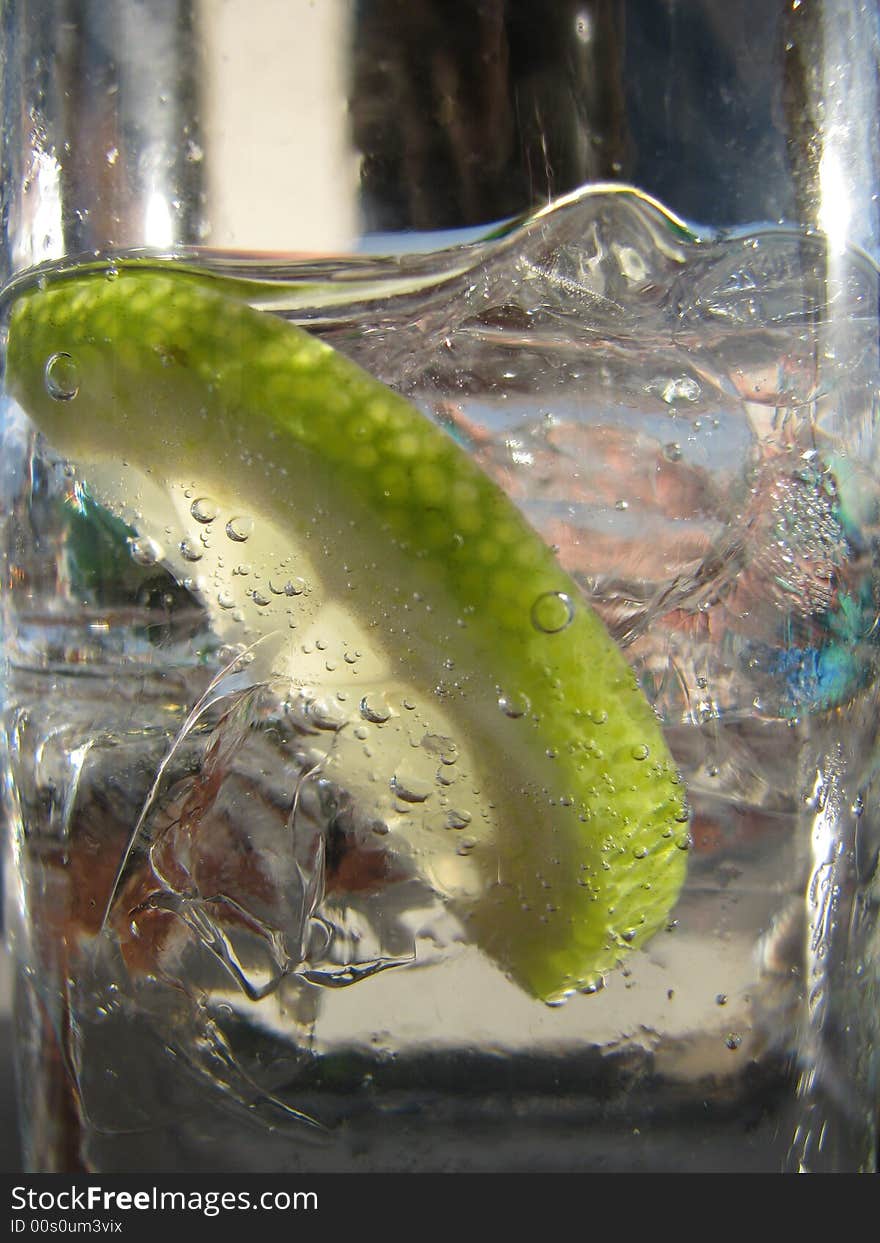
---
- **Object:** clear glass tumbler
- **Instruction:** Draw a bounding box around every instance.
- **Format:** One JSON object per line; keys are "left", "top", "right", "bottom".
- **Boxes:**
{"left": 1, "top": 0, "right": 878, "bottom": 1173}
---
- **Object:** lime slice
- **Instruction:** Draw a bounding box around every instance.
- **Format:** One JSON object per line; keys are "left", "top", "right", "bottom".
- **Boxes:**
{"left": 5, "top": 267, "right": 688, "bottom": 1003}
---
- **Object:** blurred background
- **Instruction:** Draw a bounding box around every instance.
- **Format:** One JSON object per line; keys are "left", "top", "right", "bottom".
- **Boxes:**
{"left": 3, "top": 0, "right": 878, "bottom": 279}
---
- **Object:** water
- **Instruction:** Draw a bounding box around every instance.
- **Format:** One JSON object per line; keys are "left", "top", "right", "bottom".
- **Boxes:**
{"left": 2, "top": 186, "right": 879, "bottom": 1172}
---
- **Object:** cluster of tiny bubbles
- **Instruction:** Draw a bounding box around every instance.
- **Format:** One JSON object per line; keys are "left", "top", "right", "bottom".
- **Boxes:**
{"left": 44, "top": 351, "right": 80, "bottom": 401}
{"left": 530, "top": 591, "right": 574, "bottom": 634}
{"left": 226, "top": 515, "right": 254, "bottom": 542}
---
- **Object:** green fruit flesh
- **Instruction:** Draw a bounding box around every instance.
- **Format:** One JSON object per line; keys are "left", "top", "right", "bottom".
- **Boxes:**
{"left": 6, "top": 268, "right": 687, "bottom": 1003}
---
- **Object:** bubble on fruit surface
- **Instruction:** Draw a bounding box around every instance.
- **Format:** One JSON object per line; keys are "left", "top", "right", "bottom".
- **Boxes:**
{"left": 530, "top": 591, "right": 574, "bottom": 634}
{"left": 498, "top": 691, "right": 529, "bottom": 718}
{"left": 190, "top": 496, "right": 218, "bottom": 523}
{"left": 306, "top": 697, "right": 348, "bottom": 730}
{"left": 420, "top": 733, "right": 458, "bottom": 764}
{"left": 360, "top": 694, "right": 392, "bottom": 724}
{"left": 391, "top": 772, "right": 433, "bottom": 803}
{"left": 128, "top": 535, "right": 163, "bottom": 566}
{"left": 179, "top": 538, "right": 203, "bottom": 562}
{"left": 226, "top": 515, "right": 254, "bottom": 542}
{"left": 269, "top": 576, "right": 305, "bottom": 596}
{"left": 44, "top": 352, "right": 79, "bottom": 401}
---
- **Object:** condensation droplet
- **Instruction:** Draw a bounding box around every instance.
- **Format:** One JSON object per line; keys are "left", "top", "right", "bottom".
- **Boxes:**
{"left": 190, "top": 497, "right": 218, "bottom": 524}
{"left": 226, "top": 515, "right": 254, "bottom": 542}
{"left": 44, "top": 352, "right": 80, "bottom": 401}
{"left": 530, "top": 591, "right": 574, "bottom": 634}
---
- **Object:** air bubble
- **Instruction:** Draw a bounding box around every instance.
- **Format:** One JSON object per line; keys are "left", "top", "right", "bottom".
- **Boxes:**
{"left": 360, "top": 694, "right": 392, "bottom": 724}
{"left": 421, "top": 734, "right": 458, "bottom": 764}
{"left": 226, "top": 515, "right": 254, "bottom": 542}
{"left": 662, "top": 442, "right": 682, "bottom": 462}
{"left": 498, "top": 692, "right": 529, "bottom": 718}
{"left": 306, "top": 698, "right": 347, "bottom": 730}
{"left": 392, "top": 774, "right": 432, "bottom": 804}
{"left": 128, "top": 536, "right": 163, "bottom": 566}
{"left": 446, "top": 809, "right": 472, "bottom": 829}
{"left": 251, "top": 590, "right": 270, "bottom": 607}
{"left": 660, "top": 376, "right": 701, "bottom": 404}
{"left": 190, "top": 497, "right": 218, "bottom": 523}
{"left": 631, "top": 744, "right": 650, "bottom": 761}
{"left": 217, "top": 591, "right": 235, "bottom": 609}
{"left": 530, "top": 591, "right": 574, "bottom": 634}
{"left": 725, "top": 1033, "right": 742, "bottom": 1050}
{"left": 44, "top": 352, "right": 80, "bottom": 401}
{"left": 269, "top": 577, "right": 305, "bottom": 596}
{"left": 179, "top": 538, "right": 203, "bottom": 562}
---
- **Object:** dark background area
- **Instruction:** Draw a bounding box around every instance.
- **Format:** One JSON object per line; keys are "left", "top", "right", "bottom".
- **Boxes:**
{"left": 352, "top": 0, "right": 802, "bottom": 234}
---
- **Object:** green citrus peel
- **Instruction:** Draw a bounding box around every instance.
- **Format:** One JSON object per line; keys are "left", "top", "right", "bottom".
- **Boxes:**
{"left": 5, "top": 267, "right": 688, "bottom": 1003}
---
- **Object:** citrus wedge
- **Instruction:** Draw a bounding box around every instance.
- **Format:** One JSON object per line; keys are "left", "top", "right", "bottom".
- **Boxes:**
{"left": 5, "top": 267, "right": 687, "bottom": 1003}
